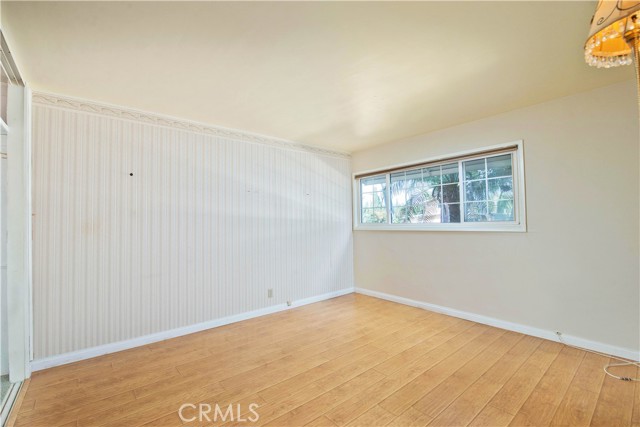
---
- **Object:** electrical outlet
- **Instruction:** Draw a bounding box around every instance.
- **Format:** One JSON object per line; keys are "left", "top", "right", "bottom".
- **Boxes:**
{"left": 267, "top": 289, "right": 273, "bottom": 298}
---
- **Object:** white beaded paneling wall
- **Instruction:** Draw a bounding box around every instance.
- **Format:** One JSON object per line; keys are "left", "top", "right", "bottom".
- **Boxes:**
{"left": 31, "top": 94, "right": 353, "bottom": 360}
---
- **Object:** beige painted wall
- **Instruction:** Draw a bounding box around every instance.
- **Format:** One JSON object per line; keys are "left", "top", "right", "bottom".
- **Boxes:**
{"left": 352, "top": 79, "right": 639, "bottom": 353}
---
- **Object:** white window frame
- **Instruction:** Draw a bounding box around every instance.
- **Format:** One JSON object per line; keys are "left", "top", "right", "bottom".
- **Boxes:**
{"left": 352, "top": 140, "right": 527, "bottom": 232}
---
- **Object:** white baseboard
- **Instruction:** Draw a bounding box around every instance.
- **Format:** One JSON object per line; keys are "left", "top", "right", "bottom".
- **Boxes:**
{"left": 32, "top": 286, "right": 639, "bottom": 371}
{"left": 31, "top": 287, "right": 355, "bottom": 371}
{"left": 355, "top": 287, "right": 640, "bottom": 362}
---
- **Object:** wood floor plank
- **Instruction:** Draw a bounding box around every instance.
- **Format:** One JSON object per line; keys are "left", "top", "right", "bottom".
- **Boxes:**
{"left": 140, "top": 411, "right": 184, "bottom": 427}
{"left": 169, "top": 326, "right": 374, "bottom": 403}
{"left": 633, "top": 365, "right": 640, "bottom": 426}
{"left": 372, "top": 320, "right": 474, "bottom": 376}
{"left": 374, "top": 327, "right": 505, "bottom": 419}
{"left": 177, "top": 313, "right": 403, "bottom": 381}
{"left": 386, "top": 408, "right": 432, "bottom": 427}
{"left": 508, "top": 346, "right": 585, "bottom": 426}
{"left": 345, "top": 405, "right": 395, "bottom": 427}
{"left": 412, "top": 331, "right": 523, "bottom": 418}
{"left": 427, "top": 335, "right": 542, "bottom": 427}
{"left": 11, "top": 295, "right": 636, "bottom": 427}
{"left": 257, "top": 344, "right": 382, "bottom": 403}
{"left": 222, "top": 349, "right": 390, "bottom": 426}
{"left": 76, "top": 384, "right": 217, "bottom": 427}
{"left": 469, "top": 405, "right": 515, "bottom": 427}
{"left": 26, "top": 366, "right": 179, "bottom": 415}
{"left": 325, "top": 325, "right": 501, "bottom": 426}
{"left": 262, "top": 370, "right": 387, "bottom": 427}
{"left": 590, "top": 358, "right": 637, "bottom": 427}
{"left": 479, "top": 340, "right": 563, "bottom": 418}
{"left": 15, "top": 391, "right": 137, "bottom": 427}
{"left": 305, "top": 416, "right": 338, "bottom": 427}
{"left": 183, "top": 393, "right": 266, "bottom": 427}
{"left": 549, "top": 352, "right": 608, "bottom": 426}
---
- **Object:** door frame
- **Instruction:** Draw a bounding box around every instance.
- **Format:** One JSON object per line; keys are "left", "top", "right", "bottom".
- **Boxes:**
{"left": 6, "top": 84, "right": 31, "bottom": 383}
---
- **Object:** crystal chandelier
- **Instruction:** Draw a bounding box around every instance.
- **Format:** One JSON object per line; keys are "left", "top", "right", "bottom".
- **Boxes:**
{"left": 585, "top": 0, "right": 640, "bottom": 123}
{"left": 584, "top": 1, "right": 640, "bottom": 77}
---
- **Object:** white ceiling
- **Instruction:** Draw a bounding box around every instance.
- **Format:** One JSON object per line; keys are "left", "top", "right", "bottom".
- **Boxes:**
{"left": 2, "top": 1, "right": 633, "bottom": 152}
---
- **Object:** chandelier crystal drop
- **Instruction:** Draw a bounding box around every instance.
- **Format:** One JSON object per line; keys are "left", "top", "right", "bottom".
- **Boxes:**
{"left": 584, "top": 1, "right": 640, "bottom": 68}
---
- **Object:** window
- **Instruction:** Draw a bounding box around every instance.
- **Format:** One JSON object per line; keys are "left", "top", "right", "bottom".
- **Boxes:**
{"left": 354, "top": 142, "right": 526, "bottom": 232}
{"left": 360, "top": 175, "right": 387, "bottom": 223}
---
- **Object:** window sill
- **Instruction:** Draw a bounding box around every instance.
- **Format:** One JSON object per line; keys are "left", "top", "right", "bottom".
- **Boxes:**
{"left": 353, "top": 223, "right": 527, "bottom": 232}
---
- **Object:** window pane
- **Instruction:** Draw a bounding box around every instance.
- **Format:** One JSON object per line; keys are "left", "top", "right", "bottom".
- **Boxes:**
{"left": 488, "top": 201, "right": 515, "bottom": 221}
{"left": 389, "top": 167, "right": 442, "bottom": 223}
{"left": 362, "top": 193, "right": 373, "bottom": 208}
{"left": 464, "top": 201, "right": 488, "bottom": 222}
{"left": 464, "top": 158, "right": 486, "bottom": 180}
{"left": 442, "top": 183, "right": 460, "bottom": 203}
{"left": 406, "top": 182, "right": 423, "bottom": 202}
{"left": 442, "top": 203, "right": 461, "bottom": 223}
{"left": 405, "top": 169, "right": 423, "bottom": 187}
{"left": 372, "top": 191, "right": 386, "bottom": 208}
{"left": 465, "top": 181, "right": 486, "bottom": 201}
{"left": 373, "top": 208, "right": 387, "bottom": 222}
{"left": 394, "top": 202, "right": 442, "bottom": 224}
{"left": 392, "top": 206, "right": 417, "bottom": 223}
{"left": 419, "top": 201, "right": 442, "bottom": 223}
{"left": 390, "top": 172, "right": 408, "bottom": 207}
{"left": 361, "top": 175, "right": 386, "bottom": 193}
{"left": 390, "top": 171, "right": 405, "bottom": 182}
{"left": 391, "top": 169, "right": 437, "bottom": 223}
{"left": 391, "top": 207, "right": 406, "bottom": 224}
{"left": 391, "top": 169, "right": 425, "bottom": 224}
{"left": 487, "top": 154, "right": 512, "bottom": 178}
{"left": 441, "top": 163, "right": 459, "bottom": 183}
{"left": 361, "top": 208, "right": 372, "bottom": 223}
{"left": 361, "top": 175, "right": 387, "bottom": 224}
{"left": 362, "top": 208, "right": 387, "bottom": 223}
{"left": 422, "top": 166, "right": 442, "bottom": 187}
{"left": 488, "top": 177, "right": 513, "bottom": 201}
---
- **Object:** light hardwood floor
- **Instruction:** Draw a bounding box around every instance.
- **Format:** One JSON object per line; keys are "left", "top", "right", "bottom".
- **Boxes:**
{"left": 12, "top": 294, "right": 640, "bottom": 427}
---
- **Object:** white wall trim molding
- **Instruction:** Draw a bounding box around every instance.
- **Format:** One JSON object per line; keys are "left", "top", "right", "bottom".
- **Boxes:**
{"left": 355, "top": 287, "right": 640, "bottom": 362}
{"left": 31, "top": 92, "right": 350, "bottom": 159}
{"left": 31, "top": 287, "right": 355, "bottom": 371}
